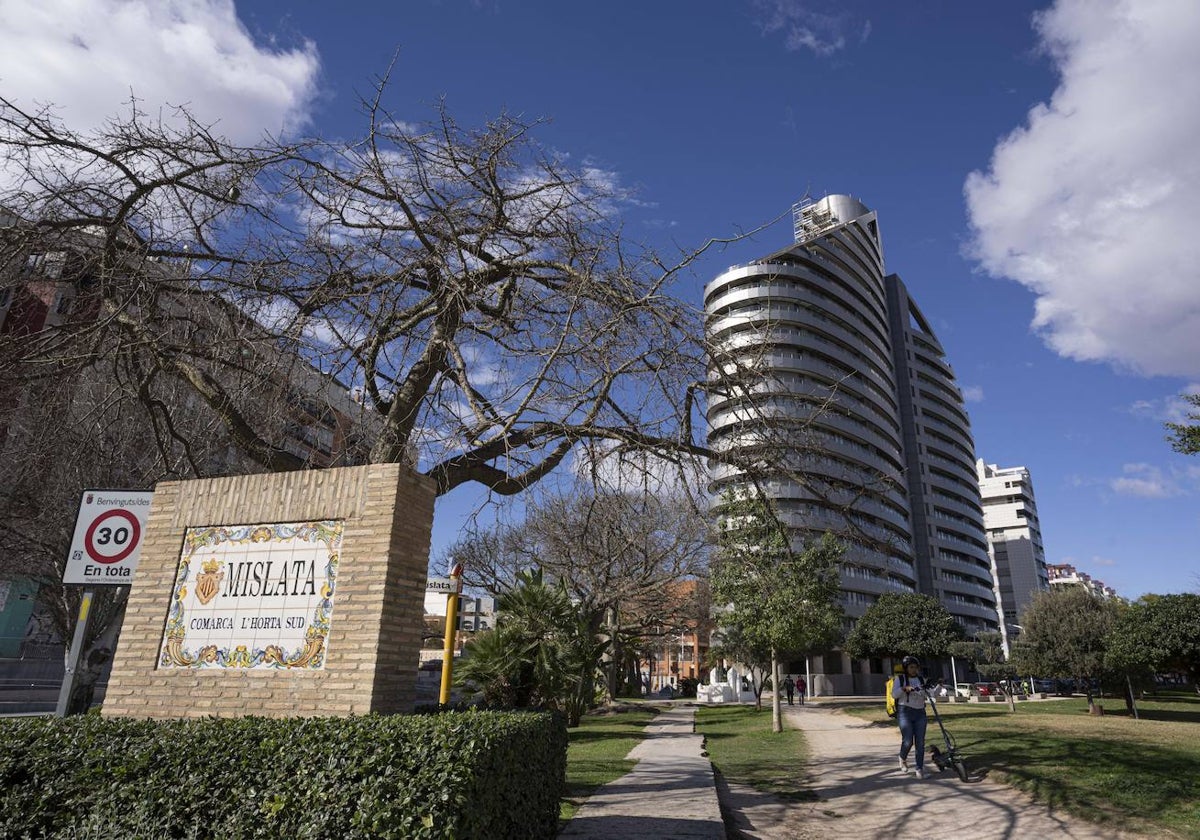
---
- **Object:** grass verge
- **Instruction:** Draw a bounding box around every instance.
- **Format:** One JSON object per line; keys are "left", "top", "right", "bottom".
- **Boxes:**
{"left": 561, "top": 705, "right": 659, "bottom": 822}
{"left": 843, "top": 692, "right": 1200, "bottom": 838}
{"left": 695, "top": 704, "right": 814, "bottom": 801}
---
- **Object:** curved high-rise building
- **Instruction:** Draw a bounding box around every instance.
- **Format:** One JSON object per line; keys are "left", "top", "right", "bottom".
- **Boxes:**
{"left": 705, "top": 195, "right": 998, "bottom": 689}
{"left": 887, "top": 279, "right": 998, "bottom": 635}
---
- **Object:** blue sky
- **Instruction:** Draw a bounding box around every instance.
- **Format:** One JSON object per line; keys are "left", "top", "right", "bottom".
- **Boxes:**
{"left": 2, "top": 0, "right": 1197, "bottom": 598}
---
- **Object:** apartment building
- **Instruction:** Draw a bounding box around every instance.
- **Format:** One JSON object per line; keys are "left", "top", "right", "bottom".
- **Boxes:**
{"left": 705, "top": 195, "right": 998, "bottom": 693}
{"left": 976, "top": 460, "right": 1050, "bottom": 654}
{"left": 1047, "top": 563, "right": 1120, "bottom": 600}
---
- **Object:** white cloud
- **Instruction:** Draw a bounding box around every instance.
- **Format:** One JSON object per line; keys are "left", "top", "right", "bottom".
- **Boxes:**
{"left": 961, "top": 385, "right": 985, "bottom": 403}
{"left": 1109, "top": 463, "right": 1182, "bottom": 498}
{"left": 965, "top": 0, "right": 1200, "bottom": 378}
{"left": 0, "top": 0, "right": 320, "bottom": 142}
{"left": 749, "top": 1, "right": 862, "bottom": 56}
{"left": 1129, "top": 384, "right": 1200, "bottom": 423}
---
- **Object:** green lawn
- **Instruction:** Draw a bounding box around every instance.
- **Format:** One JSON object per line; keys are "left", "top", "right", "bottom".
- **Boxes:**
{"left": 695, "top": 705, "right": 814, "bottom": 800}
{"left": 844, "top": 692, "right": 1200, "bottom": 838}
{"left": 561, "top": 705, "right": 659, "bottom": 822}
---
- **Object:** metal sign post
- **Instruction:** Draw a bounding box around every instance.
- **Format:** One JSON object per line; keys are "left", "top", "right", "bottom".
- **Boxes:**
{"left": 54, "top": 590, "right": 95, "bottom": 716}
{"left": 57, "top": 489, "right": 154, "bottom": 716}
{"left": 438, "top": 563, "right": 464, "bottom": 706}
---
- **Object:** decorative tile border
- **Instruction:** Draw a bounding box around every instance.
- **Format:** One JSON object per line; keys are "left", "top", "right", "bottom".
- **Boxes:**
{"left": 158, "top": 521, "right": 343, "bottom": 670}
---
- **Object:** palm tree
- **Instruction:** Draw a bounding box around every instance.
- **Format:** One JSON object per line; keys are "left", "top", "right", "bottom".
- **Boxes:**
{"left": 456, "top": 570, "right": 607, "bottom": 725}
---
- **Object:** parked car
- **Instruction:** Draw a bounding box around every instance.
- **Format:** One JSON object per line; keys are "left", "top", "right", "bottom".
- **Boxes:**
{"left": 953, "top": 682, "right": 998, "bottom": 697}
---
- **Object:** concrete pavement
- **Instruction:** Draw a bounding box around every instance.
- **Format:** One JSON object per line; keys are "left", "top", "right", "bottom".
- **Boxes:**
{"left": 558, "top": 699, "right": 1144, "bottom": 840}
{"left": 558, "top": 705, "right": 725, "bottom": 839}
{"left": 720, "top": 702, "right": 1143, "bottom": 839}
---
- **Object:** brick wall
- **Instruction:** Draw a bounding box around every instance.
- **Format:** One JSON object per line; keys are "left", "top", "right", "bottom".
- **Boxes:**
{"left": 103, "top": 463, "right": 435, "bottom": 719}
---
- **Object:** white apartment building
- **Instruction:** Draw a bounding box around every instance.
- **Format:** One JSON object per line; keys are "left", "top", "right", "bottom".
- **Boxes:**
{"left": 976, "top": 460, "right": 1049, "bottom": 653}
{"left": 1047, "top": 564, "right": 1119, "bottom": 600}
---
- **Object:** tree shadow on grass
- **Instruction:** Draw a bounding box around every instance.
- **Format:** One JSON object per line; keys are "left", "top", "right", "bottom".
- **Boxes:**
{"left": 1114, "top": 707, "right": 1200, "bottom": 724}
{"left": 956, "top": 729, "right": 1198, "bottom": 828}
{"left": 709, "top": 759, "right": 820, "bottom": 802}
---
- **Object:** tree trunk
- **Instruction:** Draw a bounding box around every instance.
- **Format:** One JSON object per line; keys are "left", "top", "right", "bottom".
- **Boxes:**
{"left": 603, "top": 606, "right": 620, "bottom": 702}
{"left": 771, "top": 648, "right": 782, "bottom": 733}
{"left": 626, "top": 656, "right": 641, "bottom": 698}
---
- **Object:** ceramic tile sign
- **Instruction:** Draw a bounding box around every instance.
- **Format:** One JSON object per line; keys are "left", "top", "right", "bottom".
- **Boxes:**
{"left": 158, "top": 521, "right": 343, "bottom": 670}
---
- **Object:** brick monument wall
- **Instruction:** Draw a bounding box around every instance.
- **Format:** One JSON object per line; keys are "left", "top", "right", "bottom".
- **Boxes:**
{"left": 103, "top": 463, "right": 435, "bottom": 719}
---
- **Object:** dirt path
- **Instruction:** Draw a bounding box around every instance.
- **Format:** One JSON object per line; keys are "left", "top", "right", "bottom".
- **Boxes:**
{"left": 719, "top": 704, "right": 1144, "bottom": 840}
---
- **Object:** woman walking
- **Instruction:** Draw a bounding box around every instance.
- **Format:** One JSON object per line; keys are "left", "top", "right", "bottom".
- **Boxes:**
{"left": 892, "top": 655, "right": 930, "bottom": 779}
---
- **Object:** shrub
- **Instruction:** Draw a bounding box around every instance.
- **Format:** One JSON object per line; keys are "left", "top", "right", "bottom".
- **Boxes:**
{"left": 678, "top": 676, "right": 699, "bottom": 698}
{"left": 0, "top": 710, "right": 566, "bottom": 839}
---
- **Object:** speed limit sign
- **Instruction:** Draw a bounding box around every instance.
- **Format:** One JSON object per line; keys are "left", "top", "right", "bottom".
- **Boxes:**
{"left": 63, "top": 490, "right": 154, "bottom": 585}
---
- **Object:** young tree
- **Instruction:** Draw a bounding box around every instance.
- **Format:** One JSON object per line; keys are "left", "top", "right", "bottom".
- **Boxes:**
{"left": 844, "top": 592, "right": 963, "bottom": 663}
{"left": 706, "top": 622, "right": 772, "bottom": 708}
{"left": 710, "top": 490, "right": 844, "bottom": 732}
{"left": 950, "top": 632, "right": 1018, "bottom": 711}
{"left": 1011, "top": 587, "right": 1120, "bottom": 712}
{"left": 1107, "top": 594, "right": 1200, "bottom": 695}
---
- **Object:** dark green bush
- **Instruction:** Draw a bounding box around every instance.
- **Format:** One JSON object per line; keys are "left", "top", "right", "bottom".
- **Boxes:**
{"left": 678, "top": 676, "right": 699, "bottom": 698}
{"left": 0, "top": 710, "right": 566, "bottom": 839}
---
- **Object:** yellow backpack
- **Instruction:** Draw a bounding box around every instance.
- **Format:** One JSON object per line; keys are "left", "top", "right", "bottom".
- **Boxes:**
{"left": 885, "top": 665, "right": 904, "bottom": 718}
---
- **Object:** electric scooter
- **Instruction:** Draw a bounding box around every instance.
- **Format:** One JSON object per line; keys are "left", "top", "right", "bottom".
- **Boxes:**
{"left": 924, "top": 688, "right": 970, "bottom": 782}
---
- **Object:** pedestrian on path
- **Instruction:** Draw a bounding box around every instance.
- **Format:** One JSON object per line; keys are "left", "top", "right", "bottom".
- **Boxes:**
{"left": 783, "top": 675, "right": 795, "bottom": 705}
{"left": 797, "top": 676, "right": 806, "bottom": 705}
{"left": 892, "top": 655, "right": 930, "bottom": 779}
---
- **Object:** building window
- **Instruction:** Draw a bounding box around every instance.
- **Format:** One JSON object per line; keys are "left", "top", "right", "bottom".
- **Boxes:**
{"left": 22, "top": 251, "right": 67, "bottom": 278}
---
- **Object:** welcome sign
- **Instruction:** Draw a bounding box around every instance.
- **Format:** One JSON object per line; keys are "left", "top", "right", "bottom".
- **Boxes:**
{"left": 158, "top": 520, "right": 343, "bottom": 670}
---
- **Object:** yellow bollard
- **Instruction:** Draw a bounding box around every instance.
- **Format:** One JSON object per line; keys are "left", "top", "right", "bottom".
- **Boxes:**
{"left": 438, "top": 564, "right": 463, "bottom": 706}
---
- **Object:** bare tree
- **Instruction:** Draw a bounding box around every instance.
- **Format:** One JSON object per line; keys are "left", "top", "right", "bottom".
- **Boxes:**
{"left": 449, "top": 481, "right": 711, "bottom": 702}
{"left": 0, "top": 71, "right": 893, "bottom": 708}
{"left": 0, "top": 76, "right": 898, "bottom": 539}
{"left": 0, "top": 75, "right": 757, "bottom": 701}
{"left": 0, "top": 79, "right": 746, "bottom": 497}
{"left": 0, "top": 362, "right": 249, "bottom": 707}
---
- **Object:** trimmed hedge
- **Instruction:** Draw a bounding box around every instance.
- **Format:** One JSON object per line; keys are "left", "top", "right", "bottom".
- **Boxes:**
{"left": 0, "top": 710, "right": 566, "bottom": 839}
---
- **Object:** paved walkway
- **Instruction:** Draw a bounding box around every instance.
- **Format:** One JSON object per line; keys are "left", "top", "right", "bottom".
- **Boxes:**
{"left": 721, "top": 703, "right": 1143, "bottom": 839}
{"left": 558, "top": 705, "right": 725, "bottom": 839}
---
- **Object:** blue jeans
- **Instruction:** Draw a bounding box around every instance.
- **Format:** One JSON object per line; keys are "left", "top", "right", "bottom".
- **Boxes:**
{"left": 897, "top": 706, "right": 927, "bottom": 770}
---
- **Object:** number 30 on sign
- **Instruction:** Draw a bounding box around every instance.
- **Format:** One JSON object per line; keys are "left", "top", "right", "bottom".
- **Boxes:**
{"left": 63, "top": 490, "right": 155, "bottom": 585}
